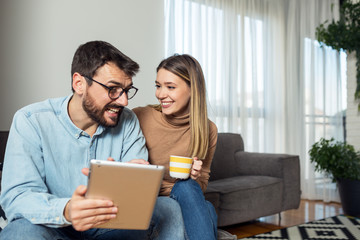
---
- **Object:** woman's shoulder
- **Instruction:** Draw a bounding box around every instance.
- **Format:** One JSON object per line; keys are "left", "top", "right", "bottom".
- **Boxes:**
{"left": 132, "top": 105, "right": 160, "bottom": 120}
{"left": 208, "top": 119, "right": 218, "bottom": 133}
{"left": 208, "top": 119, "right": 218, "bottom": 144}
{"left": 133, "top": 105, "right": 151, "bottom": 114}
{"left": 132, "top": 105, "right": 147, "bottom": 113}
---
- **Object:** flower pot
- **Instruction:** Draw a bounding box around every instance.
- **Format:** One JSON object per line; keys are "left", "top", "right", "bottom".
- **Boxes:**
{"left": 337, "top": 179, "right": 360, "bottom": 217}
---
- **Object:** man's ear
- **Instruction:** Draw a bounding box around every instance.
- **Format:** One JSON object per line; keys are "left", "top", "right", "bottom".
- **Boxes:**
{"left": 72, "top": 73, "right": 86, "bottom": 95}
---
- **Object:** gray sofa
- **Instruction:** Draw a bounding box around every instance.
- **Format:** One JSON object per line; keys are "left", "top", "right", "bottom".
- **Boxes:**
{"left": 0, "top": 131, "right": 300, "bottom": 232}
{"left": 205, "top": 133, "right": 301, "bottom": 227}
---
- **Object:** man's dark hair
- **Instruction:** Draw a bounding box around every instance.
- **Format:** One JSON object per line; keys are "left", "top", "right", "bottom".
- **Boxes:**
{"left": 71, "top": 41, "right": 139, "bottom": 92}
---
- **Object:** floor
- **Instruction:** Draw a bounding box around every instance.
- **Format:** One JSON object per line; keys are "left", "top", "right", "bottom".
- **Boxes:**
{"left": 220, "top": 199, "right": 344, "bottom": 239}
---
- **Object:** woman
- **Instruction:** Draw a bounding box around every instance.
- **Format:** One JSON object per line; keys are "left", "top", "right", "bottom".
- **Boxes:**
{"left": 133, "top": 54, "right": 218, "bottom": 240}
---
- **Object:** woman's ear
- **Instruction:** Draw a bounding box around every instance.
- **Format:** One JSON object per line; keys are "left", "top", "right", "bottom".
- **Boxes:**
{"left": 72, "top": 73, "right": 85, "bottom": 95}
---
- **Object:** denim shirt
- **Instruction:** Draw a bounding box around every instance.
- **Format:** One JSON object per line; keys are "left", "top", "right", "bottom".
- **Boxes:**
{"left": 0, "top": 95, "right": 148, "bottom": 227}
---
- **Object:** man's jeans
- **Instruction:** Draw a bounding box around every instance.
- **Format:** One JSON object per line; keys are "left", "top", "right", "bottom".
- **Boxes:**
{"left": 170, "top": 179, "right": 218, "bottom": 240}
{"left": 0, "top": 197, "right": 185, "bottom": 240}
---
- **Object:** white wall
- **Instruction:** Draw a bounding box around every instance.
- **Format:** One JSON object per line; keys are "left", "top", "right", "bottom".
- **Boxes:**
{"left": 0, "top": 0, "right": 164, "bottom": 131}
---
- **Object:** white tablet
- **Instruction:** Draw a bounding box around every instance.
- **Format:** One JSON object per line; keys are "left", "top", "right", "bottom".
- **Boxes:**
{"left": 85, "top": 159, "right": 165, "bottom": 230}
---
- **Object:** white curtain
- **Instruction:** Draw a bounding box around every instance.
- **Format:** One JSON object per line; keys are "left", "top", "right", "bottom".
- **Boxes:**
{"left": 165, "top": 0, "right": 345, "bottom": 202}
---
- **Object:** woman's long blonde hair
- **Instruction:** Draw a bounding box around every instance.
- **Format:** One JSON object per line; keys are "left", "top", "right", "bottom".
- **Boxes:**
{"left": 152, "top": 54, "right": 209, "bottom": 159}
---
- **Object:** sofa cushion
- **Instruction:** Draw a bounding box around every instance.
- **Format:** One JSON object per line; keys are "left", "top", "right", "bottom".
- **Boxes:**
{"left": 207, "top": 175, "right": 284, "bottom": 227}
{"left": 206, "top": 175, "right": 283, "bottom": 211}
{"left": 206, "top": 175, "right": 282, "bottom": 194}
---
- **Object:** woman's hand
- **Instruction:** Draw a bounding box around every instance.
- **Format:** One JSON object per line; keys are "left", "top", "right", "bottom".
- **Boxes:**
{"left": 128, "top": 159, "right": 149, "bottom": 165}
{"left": 81, "top": 157, "right": 149, "bottom": 176}
{"left": 190, "top": 157, "right": 202, "bottom": 180}
{"left": 108, "top": 157, "right": 149, "bottom": 165}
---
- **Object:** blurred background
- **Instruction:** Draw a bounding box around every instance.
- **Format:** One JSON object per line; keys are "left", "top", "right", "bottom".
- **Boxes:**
{"left": 0, "top": 0, "right": 164, "bottom": 130}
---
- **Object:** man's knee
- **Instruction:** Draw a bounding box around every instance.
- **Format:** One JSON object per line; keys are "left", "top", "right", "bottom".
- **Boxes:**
{"left": 153, "top": 196, "right": 182, "bottom": 221}
{"left": 150, "top": 197, "right": 185, "bottom": 239}
{"left": 0, "top": 218, "right": 61, "bottom": 240}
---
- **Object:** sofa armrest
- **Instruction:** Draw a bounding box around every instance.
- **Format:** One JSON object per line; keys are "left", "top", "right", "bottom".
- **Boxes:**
{"left": 235, "top": 151, "right": 301, "bottom": 210}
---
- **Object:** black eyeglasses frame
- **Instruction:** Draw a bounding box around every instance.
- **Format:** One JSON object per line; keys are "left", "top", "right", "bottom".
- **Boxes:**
{"left": 83, "top": 75, "right": 138, "bottom": 100}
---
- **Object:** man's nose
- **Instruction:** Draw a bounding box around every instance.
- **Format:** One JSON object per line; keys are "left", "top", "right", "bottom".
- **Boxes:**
{"left": 115, "top": 92, "right": 128, "bottom": 106}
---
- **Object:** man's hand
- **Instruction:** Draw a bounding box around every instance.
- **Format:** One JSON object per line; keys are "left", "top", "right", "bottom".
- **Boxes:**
{"left": 64, "top": 185, "right": 117, "bottom": 231}
{"left": 190, "top": 157, "right": 202, "bottom": 180}
{"left": 71, "top": 157, "right": 150, "bottom": 231}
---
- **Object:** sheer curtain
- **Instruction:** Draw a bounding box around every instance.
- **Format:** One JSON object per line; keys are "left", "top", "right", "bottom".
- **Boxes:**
{"left": 165, "top": 0, "right": 345, "bottom": 202}
{"left": 285, "top": 0, "right": 345, "bottom": 202}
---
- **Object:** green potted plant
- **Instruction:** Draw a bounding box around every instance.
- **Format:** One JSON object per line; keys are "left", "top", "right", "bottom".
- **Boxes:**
{"left": 309, "top": 138, "right": 360, "bottom": 217}
{"left": 316, "top": 0, "right": 360, "bottom": 109}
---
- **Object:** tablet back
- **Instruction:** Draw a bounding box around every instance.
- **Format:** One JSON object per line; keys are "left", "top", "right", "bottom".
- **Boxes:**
{"left": 86, "top": 160, "right": 165, "bottom": 230}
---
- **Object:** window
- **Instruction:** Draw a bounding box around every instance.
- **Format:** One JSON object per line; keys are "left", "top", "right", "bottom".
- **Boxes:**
{"left": 165, "top": 0, "right": 344, "bottom": 201}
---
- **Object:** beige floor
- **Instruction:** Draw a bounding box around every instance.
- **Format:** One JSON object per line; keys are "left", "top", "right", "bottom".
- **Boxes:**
{"left": 221, "top": 199, "right": 344, "bottom": 239}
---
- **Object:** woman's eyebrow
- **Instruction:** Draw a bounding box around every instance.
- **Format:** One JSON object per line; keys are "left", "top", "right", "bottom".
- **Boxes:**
{"left": 164, "top": 82, "right": 177, "bottom": 85}
{"left": 155, "top": 81, "right": 177, "bottom": 86}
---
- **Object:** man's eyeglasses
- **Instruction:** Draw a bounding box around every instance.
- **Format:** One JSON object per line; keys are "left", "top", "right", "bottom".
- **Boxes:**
{"left": 83, "top": 75, "right": 138, "bottom": 100}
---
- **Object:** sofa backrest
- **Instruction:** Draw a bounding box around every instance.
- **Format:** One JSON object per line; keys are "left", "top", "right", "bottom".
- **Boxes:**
{"left": 0, "top": 131, "right": 9, "bottom": 171}
{"left": 0, "top": 131, "right": 9, "bottom": 192}
{"left": 209, "top": 133, "right": 244, "bottom": 181}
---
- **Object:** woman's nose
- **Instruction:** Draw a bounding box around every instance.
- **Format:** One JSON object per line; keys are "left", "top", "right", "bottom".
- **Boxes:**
{"left": 156, "top": 88, "right": 167, "bottom": 99}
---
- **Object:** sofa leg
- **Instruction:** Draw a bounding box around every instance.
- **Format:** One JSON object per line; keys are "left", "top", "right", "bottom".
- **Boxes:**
{"left": 278, "top": 212, "right": 282, "bottom": 226}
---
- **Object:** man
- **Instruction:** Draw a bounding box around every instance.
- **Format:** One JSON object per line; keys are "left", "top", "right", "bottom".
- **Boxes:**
{"left": 0, "top": 41, "right": 185, "bottom": 239}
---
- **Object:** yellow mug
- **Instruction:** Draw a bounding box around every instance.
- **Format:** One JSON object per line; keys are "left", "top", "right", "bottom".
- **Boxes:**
{"left": 169, "top": 155, "right": 193, "bottom": 179}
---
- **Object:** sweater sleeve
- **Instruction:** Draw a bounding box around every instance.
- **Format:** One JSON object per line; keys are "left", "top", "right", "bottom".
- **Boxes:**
{"left": 196, "top": 121, "right": 218, "bottom": 192}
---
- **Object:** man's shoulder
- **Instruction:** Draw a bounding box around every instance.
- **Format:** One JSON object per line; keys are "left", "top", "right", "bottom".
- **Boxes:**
{"left": 106, "top": 108, "right": 143, "bottom": 137}
{"left": 120, "top": 107, "right": 137, "bottom": 119}
{"left": 114, "top": 107, "right": 140, "bottom": 129}
{"left": 17, "top": 96, "right": 69, "bottom": 118}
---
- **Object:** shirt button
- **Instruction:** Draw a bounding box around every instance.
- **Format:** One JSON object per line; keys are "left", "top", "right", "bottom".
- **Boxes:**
{"left": 56, "top": 217, "right": 60, "bottom": 222}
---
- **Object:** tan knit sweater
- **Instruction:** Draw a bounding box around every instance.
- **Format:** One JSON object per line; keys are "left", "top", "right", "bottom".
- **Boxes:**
{"left": 133, "top": 106, "right": 218, "bottom": 196}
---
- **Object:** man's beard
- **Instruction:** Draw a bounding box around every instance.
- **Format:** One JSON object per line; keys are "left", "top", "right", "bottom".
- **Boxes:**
{"left": 82, "top": 93, "right": 123, "bottom": 128}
